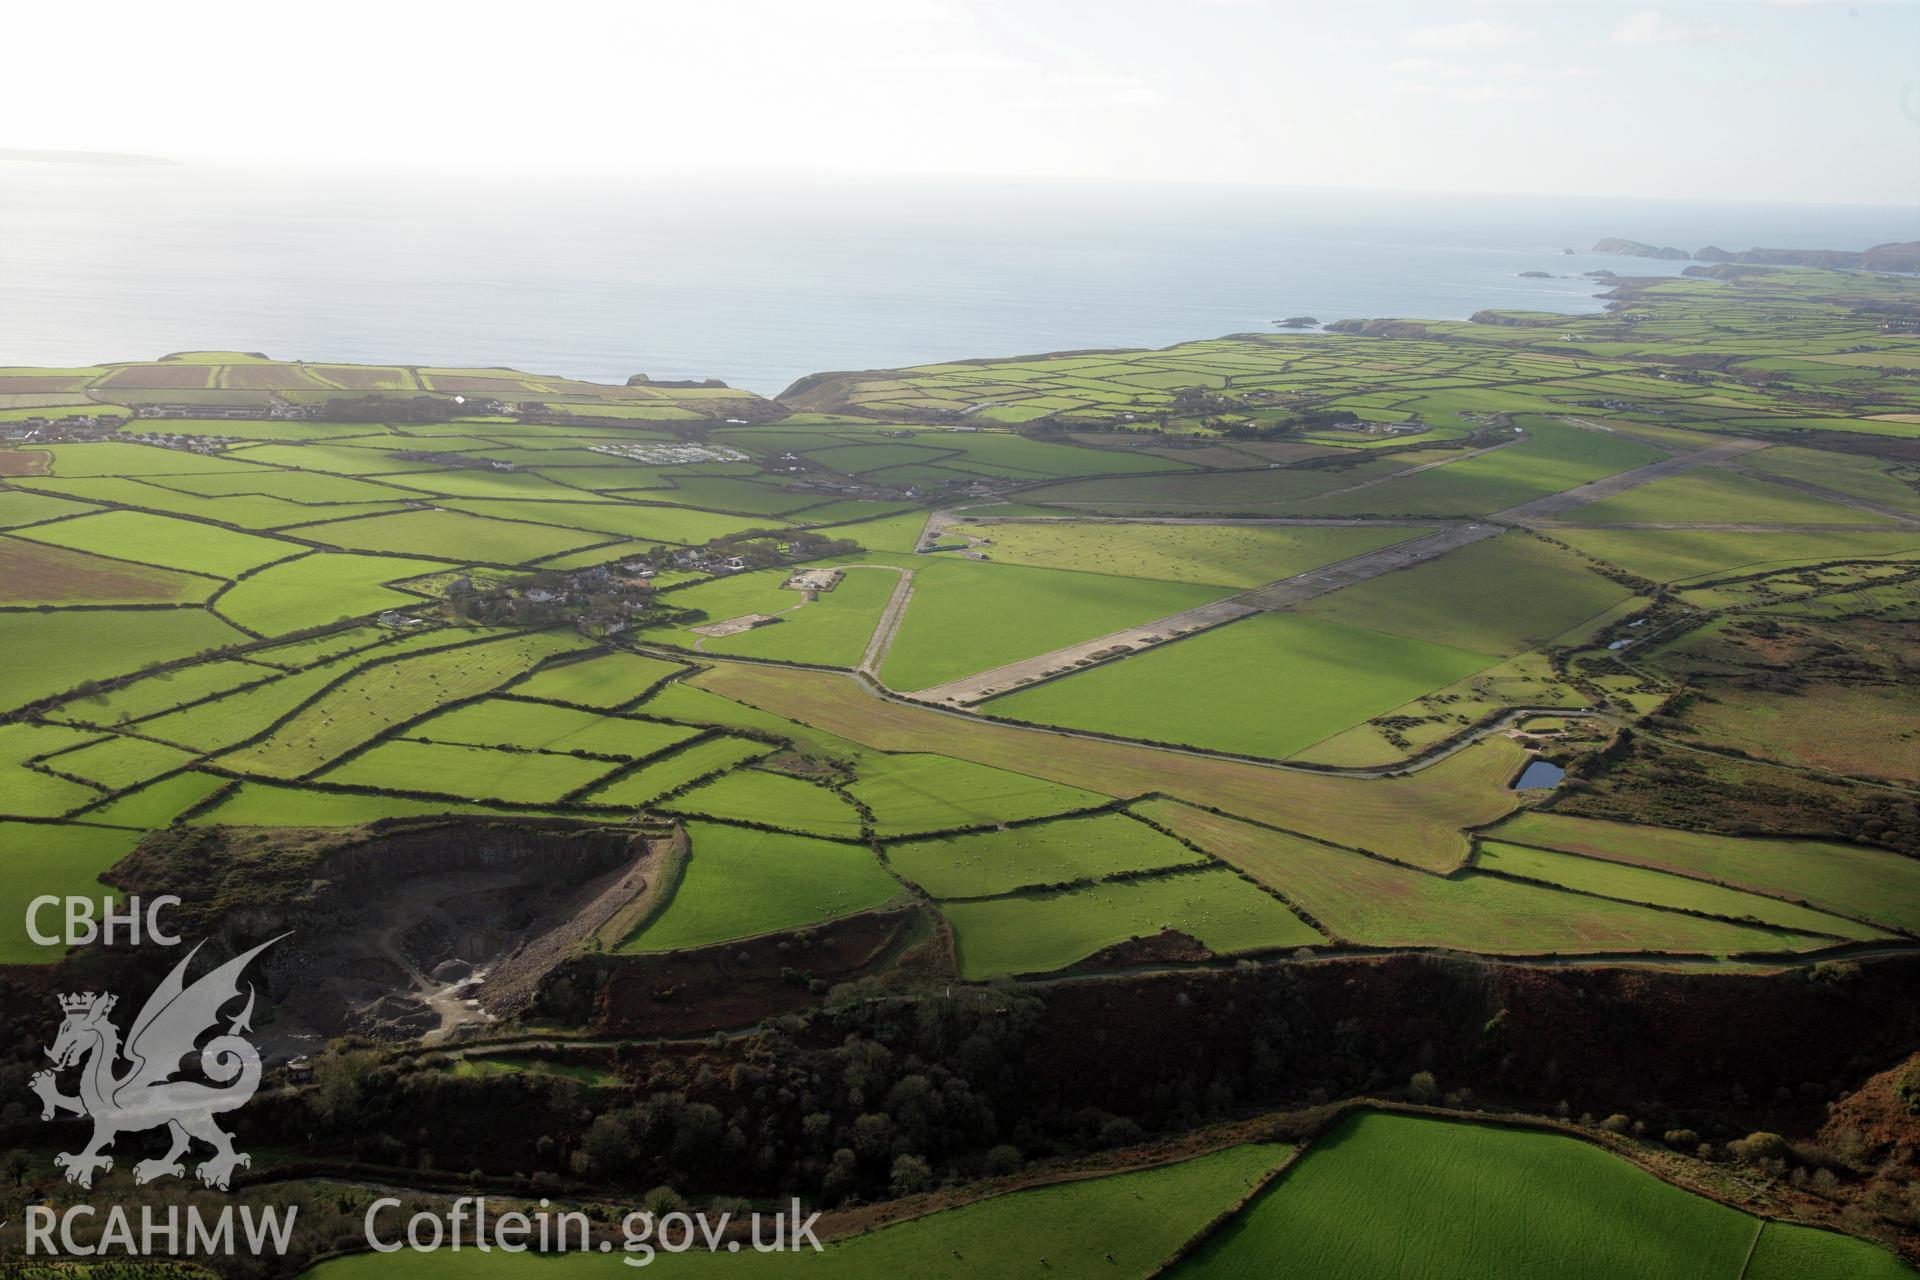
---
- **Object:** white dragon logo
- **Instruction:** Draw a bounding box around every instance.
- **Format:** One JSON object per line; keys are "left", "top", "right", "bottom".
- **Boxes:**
{"left": 29, "top": 935, "right": 284, "bottom": 1191}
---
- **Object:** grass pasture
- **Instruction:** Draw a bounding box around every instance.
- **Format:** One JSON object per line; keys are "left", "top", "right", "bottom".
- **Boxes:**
{"left": 986, "top": 612, "right": 1491, "bottom": 759}
{"left": 659, "top": 769, "right": 865, "bottom": 839}
{"left": 939, "top": 865, "right": 1321, "bottom": 978}
{"left": 16, "top": 509, "right": 300, "bottom": 576}
{"left": 848, "top": 752, "right": 1111, "bottom": 836}
{"left": 1475, "top": 841, "right": 1885, "bottom": 940}
{"left": 619, "top": 820, "right": 901, "bottom": 953}
{"left": 1173, "top": 1111, "right": 1776, "bottom": 1280}
{"left": 0, "top": 609, "right": 246, "bottom": 714}
{"left": 879, "top": 557, "right": 1235, "bottom": 692}
{"left": 316, "top": 738, "right": 621, "bottom": 804}
{"left": 1553, "top": 526, "right": 1920, "bottom": 584}
{"left": 950, "top": 521, "right": 1428, "bottom": 588}
{"left": 216, "top": 630, "right": 587, "bottom": 778}
{"left": 42, "top": 735, "right": 199, "bottom": 793}
{"left": 1140, "top": 800, "right": 1832, "bottom": 956}
{"left": 194, "top": 781, "right": 568, "bottom": 826}
{"left": 441, "top": 498, "right": 776, "bottom": 546}
{"left": 889, "top": 811, "right": 1205, "bottom": 898}
{"left": 78, "top": 771, "right": 231, "bottom": 830}
{"left": 507, "top": 651, "right": 686, "bottom": 708}
{"left": 1298, "top": 532, "right": 1633, "bottom": 656}
{"left": 292, "top": 508, "right": 608, "bottom": 565}
{"left": 215, "top": 553, "right": 451, "bottom": 634}
{"left": 0, "top": 822, "right": 145, "bottom": 963}
{"left": 1570, "top": 467, "right": 1901, "bottom": 527}
{"left": 410, "top": 697, "right": 699, "bottom": 759}
{"left": 690, "top": 662, "right": 1525, "bottom": 869}
{"left": 580, "top": 735, "right": 775, "bottom": 808}
{"left": 1489, "top": 812, "right": 1920, "bottom": 936}
{"left": 0, "top": 722, "right": 104, "bottom": 818}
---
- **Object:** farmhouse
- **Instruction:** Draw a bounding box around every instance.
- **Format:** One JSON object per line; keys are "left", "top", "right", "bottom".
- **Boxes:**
{"left": 785, "top": 568, "right": 843, "bottom": 594}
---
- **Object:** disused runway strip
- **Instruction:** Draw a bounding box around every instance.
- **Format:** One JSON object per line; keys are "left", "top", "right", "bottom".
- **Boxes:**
{"left": 903, "top": 438, "right": 1770, "bottom": 707}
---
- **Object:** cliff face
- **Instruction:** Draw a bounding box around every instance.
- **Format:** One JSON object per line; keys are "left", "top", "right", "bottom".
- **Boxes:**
{"left": 1723, "top": 242, "right": 1920, "bottom": 271}
{"left": 1593, "top": 237, "right": 1690, "bottom": 260}
{"left": 1862, "top": 241, "right": 1920, "bottom": 272}
{"left": 1598, "top": 237, "right": 1920, "bottom": 273}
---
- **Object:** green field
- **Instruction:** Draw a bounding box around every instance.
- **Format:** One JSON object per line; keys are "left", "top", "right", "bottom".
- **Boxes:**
{"left": 293, "top": 507, "right": 609, "bottom": 564}
{"left": 878, "top": 557, "right": 1235, "bottom": 692}
{"left": 1572, "top": 467, "right": 1901, "bottom": 526}
{"left": 194, "top": 780, "right": 568, "bottom": 826}
{"left": 621, "top": 819, "right": 902, "bottom": 952}
{"left": 0, "top": 722, "right": 104, "bottom": 818}
{"left": 939, "top": 865, "right": 1321, "bottom": 978}
{"left": 0, "top": 823, "right": 144, "bottom": 963}
{"left": 508, "top": 650, "right": 686, "bottom": 707}
{"left": 1555, "top": 526, "right": 1920, "bottom": 584}
{"left": 1475, "top": 840, "right": 1886, "bottom": 940}
{"left": 79, "top": 770, "right": 230, "bottom": 829}
{"left": 986, "top": 612, "right": 1492, "bottom": 758}
{"left": 847, "top": 752, "right": 1111, "bottom": 836}
{"left": 948, "top": 521, "right": 1428, "bottom": 587}
{"left": 16, "top": 509, "right": 300, "bottom": 576}
{"left": 411, "top": 697, "right": 699, "bottom": 759}
{"left": 1175, "top": 1112, "right": 1795, "bottom": 1280}
{"left": 0, "top": 609, "right": 247, "bottom": 713}
{"left": 1489, "top": 812, "right": 1920, "bottom": 936}
{"left": 216, "top": 630, "right": 588, "bottom": 778}
{"left": 216, "top": 553, "right": 451, "bottom": 634}
{"left": 1298, "top": 532, "right": 1633, "bottom": 656}
{"left": 890, "top": 811, "right": 1205, "bottom": 897}
{"left": 580, "top": 735, "right": 775, "bottom": 807}
{"left": 1141, "top": 800, "right": 1832, "bottom": 955}
{"left": 660, "top": 769, "right": 866, "bottom": 839}
{"left": 43, "top": 734, "right": 199, "bottom": 793}
{"left": 46, "top": 658, "right": 275, "bottom": 728}
{"left": 317, "top": 738, "right": 622, "bottom": 803}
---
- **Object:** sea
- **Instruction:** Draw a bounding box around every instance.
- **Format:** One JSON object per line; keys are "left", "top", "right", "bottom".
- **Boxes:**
{"left": 2, "top": 161, "right": 1914, "bottom": 397}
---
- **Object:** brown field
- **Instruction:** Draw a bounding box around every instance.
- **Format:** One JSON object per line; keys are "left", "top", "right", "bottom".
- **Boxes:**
{"left": 0, "top": 376, "right": 93, "bottom": 395}
{"left": 0, "top": 537, "right": 209, "bottom": 604}
{"left": 311, "top": 365, "right": 417, "bottom": 391}
{"left": 688, "top": 661, "right": 1522, "bottom": 869}
{"left": 0, "top": 450, "right": 50, "bottom": 476}
{"left": 222, "top": 364, "right": 331, "bottom": 390}
{"left": 421, "top": 374, "right": 545, "bottom": 394}
{"left": 94, "top": 364, "right": 217, "bottom": 390}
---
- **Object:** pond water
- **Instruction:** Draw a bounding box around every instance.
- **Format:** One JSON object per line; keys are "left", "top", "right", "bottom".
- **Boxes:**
{"left": 1514, "top": 759, "right": 1566, "bottom": 791}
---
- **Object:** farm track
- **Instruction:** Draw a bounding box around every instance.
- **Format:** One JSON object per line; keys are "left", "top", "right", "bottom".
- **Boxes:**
{"left": 902, "top": 438, "right": 1770, "bottom": 706}
{"left": 859, "top": 565, "right": 915, "bottom": 674}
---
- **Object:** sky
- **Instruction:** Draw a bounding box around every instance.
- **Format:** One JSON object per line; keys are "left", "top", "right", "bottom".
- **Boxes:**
{"left": 7, "top": 0, "right": 1919, "bottom": 206}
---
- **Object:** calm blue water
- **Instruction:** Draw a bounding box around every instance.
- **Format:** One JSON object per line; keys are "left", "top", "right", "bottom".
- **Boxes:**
{"left": 1514, "top": 760, "right": 1566, "bottom": 791}
{"left": 2, "top": 162, "right": 1914, "bottom": 396}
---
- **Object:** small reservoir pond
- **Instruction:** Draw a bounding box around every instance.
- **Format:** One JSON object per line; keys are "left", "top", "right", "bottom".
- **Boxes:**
{"left": 1514, "top": 759, "right": 1565, "bottom": 791}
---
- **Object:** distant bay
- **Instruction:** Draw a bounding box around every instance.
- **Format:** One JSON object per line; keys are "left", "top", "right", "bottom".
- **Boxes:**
{"left": 2, "top": 162, "right": 1913, "bottom": 396}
